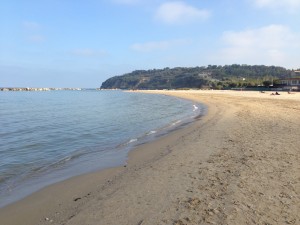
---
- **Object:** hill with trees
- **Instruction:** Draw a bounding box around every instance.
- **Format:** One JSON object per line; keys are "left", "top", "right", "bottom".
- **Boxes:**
{"left": 100, "top": 65, "right": 294, "bottom": 90}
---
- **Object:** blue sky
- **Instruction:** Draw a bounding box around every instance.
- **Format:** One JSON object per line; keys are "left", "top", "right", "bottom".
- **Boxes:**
{"left": 1, "top": 0, "right": 300, "bottom": 87}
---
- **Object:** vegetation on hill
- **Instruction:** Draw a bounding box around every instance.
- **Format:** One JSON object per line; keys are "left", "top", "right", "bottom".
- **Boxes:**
{"left": 100, "top": 65, "right": 294, "bottom": 90}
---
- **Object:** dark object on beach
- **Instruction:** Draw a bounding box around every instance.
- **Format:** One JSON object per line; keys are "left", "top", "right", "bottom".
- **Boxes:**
{"left": 271, "top": 92, "right": 280, "bottom": 95}
{"left": 260, "top": 91, "right": 265, "bottom": 93}
{"left": 73, "top": 197, "right": 81, "bottom": 202}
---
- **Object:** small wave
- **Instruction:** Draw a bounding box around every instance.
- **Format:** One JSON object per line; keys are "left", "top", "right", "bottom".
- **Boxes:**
{"left": 127, "top": 138, "right": 138, "bottom": 144}
{"left": 146, "top": 130, "right": 157, "bottom": 135}
{"left": 193, "top": 104, "right": 198, "bottom": 112}
{"left": 172, "top": 120, "right": 181, "bottom": 126}
{"left": 35, "top": 149, "right": 90, "bottom": 173}
{"left": 63, "top": 156, "right": 72, "bottom": 162}
{"left": 37, "top": 157, "right": 72, "bottom": 172}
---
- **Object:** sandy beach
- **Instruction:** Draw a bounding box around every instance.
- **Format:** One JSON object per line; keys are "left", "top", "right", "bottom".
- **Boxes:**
{"left": 1, "top": 90, "right": 299, "bottom": 225}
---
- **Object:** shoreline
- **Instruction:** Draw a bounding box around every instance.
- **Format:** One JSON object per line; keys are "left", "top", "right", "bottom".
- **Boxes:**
{"left": 0, "top": 94, "right": 207, "bottom": 225}
{"left": 0, "top": 92, "right": 203, "bottom": 209}
{"left": 1, "top": 90, "right": 299, "bottom": 225}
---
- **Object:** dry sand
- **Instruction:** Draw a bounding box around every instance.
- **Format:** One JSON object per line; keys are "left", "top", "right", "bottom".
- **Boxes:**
{"left": 0, "top": 90, "right": 299, "bottom": 225}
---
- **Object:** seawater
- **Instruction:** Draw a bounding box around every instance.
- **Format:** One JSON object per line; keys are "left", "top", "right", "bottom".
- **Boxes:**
{"left": 0, "top": 90, "right": 204, "bottom": 207}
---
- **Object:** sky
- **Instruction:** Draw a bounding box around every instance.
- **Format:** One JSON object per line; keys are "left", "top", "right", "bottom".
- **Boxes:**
{"left": 1, "top": 0, "right": 300, "bottom": 88}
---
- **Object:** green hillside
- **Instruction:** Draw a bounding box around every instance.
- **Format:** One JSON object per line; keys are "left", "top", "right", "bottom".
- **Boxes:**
{"left": 100, "top": 65, "right": 293, "bottom": 90}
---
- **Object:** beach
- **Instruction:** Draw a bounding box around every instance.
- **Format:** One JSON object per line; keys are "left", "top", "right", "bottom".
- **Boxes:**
{"left": 1, "top": 90, "right": 299, "bottom": 225}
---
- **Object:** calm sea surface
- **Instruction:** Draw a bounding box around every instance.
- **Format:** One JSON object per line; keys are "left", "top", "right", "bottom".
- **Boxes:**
{"left": 0, "top": 90, "right": 204, "bottom": 207}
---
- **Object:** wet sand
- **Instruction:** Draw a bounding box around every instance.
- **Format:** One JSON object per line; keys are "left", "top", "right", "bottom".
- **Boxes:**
{"left": 1, "top": 90, "right": 299, "bottom": 225}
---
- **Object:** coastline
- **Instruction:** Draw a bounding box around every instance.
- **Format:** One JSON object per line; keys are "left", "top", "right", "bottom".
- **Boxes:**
{"left": 1, "top": 90, "right": 299, "bottom": 225}
{"left": 0, "top": 91, "right": 202, "bottom": 209}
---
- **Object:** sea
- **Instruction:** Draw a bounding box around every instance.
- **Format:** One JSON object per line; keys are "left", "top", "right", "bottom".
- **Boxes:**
{"left": 0, "top": 90, "right": 205, "bottom": 207}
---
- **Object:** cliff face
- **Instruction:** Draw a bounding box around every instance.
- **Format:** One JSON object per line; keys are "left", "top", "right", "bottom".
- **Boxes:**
{"left": 100, "top": 65, "right": 292, "bottom": 90}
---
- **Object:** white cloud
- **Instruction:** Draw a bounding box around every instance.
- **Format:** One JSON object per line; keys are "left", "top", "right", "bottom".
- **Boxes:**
{"left": 131, "top": 39, "right": 190, "bottom": 52}
{"left": 71, "top": 49, "right": 108, "bottom": 57}
{"left": 218, "top": 24, "right": 299, "bottom": 67}
{"left": 252, "top": 0, "right": 300, "bottom": 12}
{"left": 155, "top": 1, "right": 210, "bottom": 25}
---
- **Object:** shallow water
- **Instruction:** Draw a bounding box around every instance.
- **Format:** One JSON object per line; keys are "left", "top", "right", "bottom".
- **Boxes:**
{"left": 0, "top": 90, "right": 204, "bottom": 207}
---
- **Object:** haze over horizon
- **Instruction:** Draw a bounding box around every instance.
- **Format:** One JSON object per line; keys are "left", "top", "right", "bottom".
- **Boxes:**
{"left": 1, "top": 0, "right": 300, "bottom": 88}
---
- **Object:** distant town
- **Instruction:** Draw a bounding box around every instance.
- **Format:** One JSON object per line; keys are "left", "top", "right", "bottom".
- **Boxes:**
{"left": 0, "top": 87, "right": 100, "bottom": 91}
